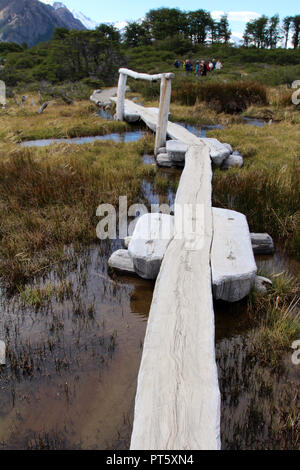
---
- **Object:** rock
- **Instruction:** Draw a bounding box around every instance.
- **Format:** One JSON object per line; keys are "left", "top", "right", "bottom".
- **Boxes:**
{"left": 128, "top": 213, "right": 174, "bottom": 279}
{"left": 254, "top": 276, "right": 273, "bottom": 294}
{"left": 251, "top": 233, "right": 275, "bottom": 255}
{"left": 211, "top": 208, "right": 257, "bottom": 302}
{"left": 158, "top": 147, "right": 166, "bottom": 154}
{"left": 108, "top": 249, "right": 135, "bottom": 274}
{"left": 223, "top": 143, "right": 233, "bottom": 153}
{"left": 166, "top": 140, "right": 188, "bottom": 163}
{"left": 124, "top": 112, "right": 140, "bottom": 123}
{"left": 202, "top": 138, "right": 231, "bottom": 167}
{"left": 222, "top": 153, "right": 244, "bottom": 169}
{"left": 157, "top": 153, "right": 173, "bottom": 168}
{"left": 123, "top": 236, "right": 132, "bottom": 249}
{"left": 0, "top": 341, "right": 5, "bottom": 365}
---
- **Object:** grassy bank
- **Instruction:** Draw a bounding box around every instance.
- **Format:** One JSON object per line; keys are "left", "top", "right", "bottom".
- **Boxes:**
{"left": 210, "top": 122, "right": 300, "bottom": 259}
{"left": 0, "top": 97, "right": 130, "bottom": 142}
{"left": 0, "top": 135, "right": 155, "bottom": 290}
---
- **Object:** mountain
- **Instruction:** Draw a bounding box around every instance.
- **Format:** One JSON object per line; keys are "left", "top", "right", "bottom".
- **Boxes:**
{"left": 40, "top": 1, "right": 98, "bottom": 29}
{"left": 0, "top": 0, "right": 86, "bottom": 47}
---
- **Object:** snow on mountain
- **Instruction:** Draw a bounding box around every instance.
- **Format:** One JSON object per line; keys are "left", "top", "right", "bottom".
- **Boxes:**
{"left": 39, "top": 0, "right": 97, "bottom": 29}
{"left": 70, "top": 8, "right": 98, "bottom": 29}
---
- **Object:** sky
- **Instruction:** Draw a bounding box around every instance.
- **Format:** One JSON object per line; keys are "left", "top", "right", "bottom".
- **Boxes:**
{"left": 46, "top": 1, "right": 299, "bottom": 41}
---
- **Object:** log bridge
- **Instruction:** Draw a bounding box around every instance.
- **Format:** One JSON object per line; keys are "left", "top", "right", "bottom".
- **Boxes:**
{"left": 108, "top": 69, "right": 258, "bottom": 450}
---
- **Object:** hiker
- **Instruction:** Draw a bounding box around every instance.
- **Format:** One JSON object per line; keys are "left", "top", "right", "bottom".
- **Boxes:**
{"left": 185, "top": 59, "right": 192, "bottom": 74}
{"left": 215, "top": 59, "right": 223, "bottom": 70}
{"left": 174, "top": 59, "right": 181, "bottom": 69}
{"left": 209, "top": 60, "right": 214, "bottom": 71}
{"left": 200, "top": 60, "right": 207, "bottom": 77}
{"left": 212, "top": 58, "right": 217, "bottom": 70}
{"left": 195, "top": 61, "right": 200, "bottom": 77}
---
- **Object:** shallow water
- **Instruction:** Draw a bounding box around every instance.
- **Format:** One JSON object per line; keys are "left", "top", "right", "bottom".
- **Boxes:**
{"left": 0, "top": 242, "right": 153, "bottom": 449}
{"left": 96, "top": 108, "right": 114, "bottom": 120}
{"left": 0, "top": 143, "right": 298, "bottom": 449}
{"left": 20, "top": 131, "right": 146, "bottom": 148}
{"left": 175, "top": 122, "right": 224, "bottom": 137}
{"left": 242, "top": 116, "right": 270, "bottom": 127}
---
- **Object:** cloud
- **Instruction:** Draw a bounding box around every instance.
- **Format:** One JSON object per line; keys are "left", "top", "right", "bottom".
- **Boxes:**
{"left": 211, "top": 11, "right": 261, "bottom": 23}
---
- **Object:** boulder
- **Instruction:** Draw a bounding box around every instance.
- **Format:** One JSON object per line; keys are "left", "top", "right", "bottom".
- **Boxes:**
{"left": 128, "top": 213, "right": 174, "bottom": 279}
{"left": 254, "top": 276, "right": 273, "bottom": 294}
{"left": 166, "top": 140, "right": 188, "bottom": 163}
{"left": 157, "top": 153, "right": 173, "bottom": 168}
{"left": 223, "top": 143, "right": 233, "bottom": 153}
{"left": 108, "top": 249, "right": 135, "bottom": 274}
{"left": 123, "top": 236, "right": 132, "bottom": 249}
{"left": 158, "top": 147, "right": 166, "bottom": 154}
{"left": 222, "top": 153, "right": 244, "bottom": 169}
{"left": 251, "top": 233, "right": 275, "bottom": 255}
{"left": 0, "top": 340, "right": 5, "bottom": 365}
{"left": 211, "top": 208, "right": 257, "bottom": 302}
{"left": 202, "top": 138, "right": 231, "bottom": 167}
{"left": 124, "top": 112, "right": 140, "bottom": 123}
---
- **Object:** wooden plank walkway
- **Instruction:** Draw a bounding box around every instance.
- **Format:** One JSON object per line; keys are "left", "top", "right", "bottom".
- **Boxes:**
{"left": 110, "top": 98, "right": 221, "bottom": 450}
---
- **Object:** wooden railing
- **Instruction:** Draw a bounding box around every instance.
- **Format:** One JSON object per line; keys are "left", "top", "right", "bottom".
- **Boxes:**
{"left": 115, "top": 68, "right": 174, "bottom": 155}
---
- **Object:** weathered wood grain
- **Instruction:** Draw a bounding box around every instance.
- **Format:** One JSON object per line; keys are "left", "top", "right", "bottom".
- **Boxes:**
{"left": 130, "top": 145, "right": 221, "bottom": 450}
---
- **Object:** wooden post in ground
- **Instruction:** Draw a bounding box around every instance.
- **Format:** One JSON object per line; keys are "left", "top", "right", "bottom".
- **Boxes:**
{"left": 154, "top": 75, "right": 172, "bottom": 156}
{"left": 116, "top": 72, "right": 127, "bottom": 121}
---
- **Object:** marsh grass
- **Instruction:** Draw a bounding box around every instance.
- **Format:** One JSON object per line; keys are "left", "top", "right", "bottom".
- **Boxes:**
{"left": 0, "top": 97, "right": 131, "bottom": 142}
{"left": 211, "top": 122, "right": 300, "bottom": 258}
{"left": 0, "top": 134, "right": 155, "bottom": 290}
{"left": 172, "top": 79, "right": 268, "bottom": 113}
{"left": 247, "top": 271, "right": 300, "bottom": 369}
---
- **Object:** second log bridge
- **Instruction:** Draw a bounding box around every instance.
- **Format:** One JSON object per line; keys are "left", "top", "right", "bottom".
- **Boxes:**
{"left": 115, "top": 68, "right": 174, "bottom": 156}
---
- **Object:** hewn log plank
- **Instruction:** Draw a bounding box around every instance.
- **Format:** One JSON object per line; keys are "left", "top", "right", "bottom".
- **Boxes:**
{"left": 130, "top": 145, "right": 221, "bottom": 450}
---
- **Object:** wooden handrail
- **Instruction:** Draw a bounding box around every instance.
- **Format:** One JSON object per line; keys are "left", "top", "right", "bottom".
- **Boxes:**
{"left": 116, "top": 68, "right": 174, "bottom": 155}
{"left": 119, "top": 68, "right": 174, "bottom": 82}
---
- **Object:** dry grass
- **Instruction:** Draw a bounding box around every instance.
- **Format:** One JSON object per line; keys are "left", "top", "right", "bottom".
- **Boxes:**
{"left": 0, "top": 96, "right": 130, "bottom": 142}
{"left": 0, "top": 134, "right": 155, "bottom": 290}
{"left": 248, "top": 271, "right": 300, "bottom": 369}
{"left": 211, "top": 122, "right": 300, "bottom": 258}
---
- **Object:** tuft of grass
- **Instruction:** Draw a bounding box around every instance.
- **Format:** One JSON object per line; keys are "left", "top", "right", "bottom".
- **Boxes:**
{"left": 247, "top": 271, "right": 300, "bottom": 369}
{"left": 18, "top": 280, "right": 73, "bottom": 308}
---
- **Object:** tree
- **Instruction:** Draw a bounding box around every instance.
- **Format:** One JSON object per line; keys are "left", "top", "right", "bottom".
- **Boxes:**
{"left": 267, "top": 15, "right": 281, "bottom": 49}
{"left": 217, "top": 14, "right": 231, "bottom": 43}
{"left": 95, "top": 24, "right": 121, "bottom": 42}
{"left": 283, "top": 16, "right": 293, "bottom": 48}
{"left": 124, "top": 22, "right": 151, "bottom": 47}
{"left": 243, "top": 16, "right": 269, "bottom": 48}
{"left": 208, "top": 19, "right": 218, "bottom": 44}
{"left": 186, "top": 10, "right": 212, "bottom": 44}
{"left": 145, "top": 8, "right": 188, "bottom": 41}
{"left": 291, "top": 16, "right": 300, "bottom": 49}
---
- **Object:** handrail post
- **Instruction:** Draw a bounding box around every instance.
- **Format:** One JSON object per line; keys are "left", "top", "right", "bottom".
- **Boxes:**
{"left": 116, "top": 72, "right": 127, "bottom": 121}
{"left": 154, "top": 75, "right": 173, "bottom": 156}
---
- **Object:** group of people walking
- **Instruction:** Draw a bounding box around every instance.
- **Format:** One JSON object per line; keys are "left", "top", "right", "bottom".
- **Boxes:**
{"left": 174, "top": 58, "right": 222, "bottom": 76}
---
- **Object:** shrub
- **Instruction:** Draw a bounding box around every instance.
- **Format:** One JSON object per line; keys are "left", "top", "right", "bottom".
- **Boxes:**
{"left": 172, "top": 79, "right": 268, "bottom": 113}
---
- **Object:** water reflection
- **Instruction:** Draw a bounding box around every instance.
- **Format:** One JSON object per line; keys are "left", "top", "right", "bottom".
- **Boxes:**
{"left": 20, "top": 131, "right": 146, "bottom": 148}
